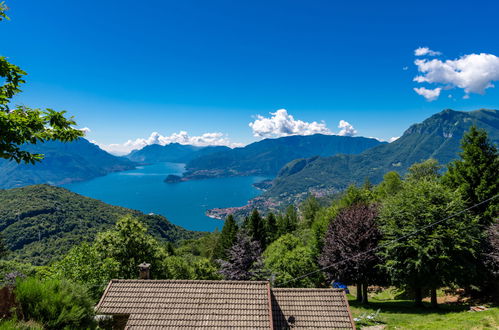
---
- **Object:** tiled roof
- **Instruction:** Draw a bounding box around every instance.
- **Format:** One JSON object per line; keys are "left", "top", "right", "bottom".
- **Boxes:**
{"left": 271, "top": 288, "right": 354, "bottom": 329}
{"left": 96, "top": 280, "right": 355, "bottom": 329}
{"left": 96, "top": 280, "right": 272, "bottom": 329}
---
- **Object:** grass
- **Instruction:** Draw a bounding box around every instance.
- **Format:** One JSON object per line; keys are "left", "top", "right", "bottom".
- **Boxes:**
{"left": 347, "top": 289, "right": 499, "bottom": 329}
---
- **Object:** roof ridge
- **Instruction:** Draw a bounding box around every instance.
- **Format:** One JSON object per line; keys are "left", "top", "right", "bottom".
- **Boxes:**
{"left": 109, "top": 279, "right": 270, "bottom": 284}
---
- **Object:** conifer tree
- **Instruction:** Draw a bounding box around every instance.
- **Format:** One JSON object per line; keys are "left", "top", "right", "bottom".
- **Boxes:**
{"left": 248, "top": 209, "right": 266, "bottom": 249}
{"left": 265, "top": 212, "right": 278, "bottom": 245}
{"left": 212, "top": 214, "right": 238, "bottom": 261}
{"left": 443, "top": 126, "right": 499, "bottom": 225}
{"left": 277, "top": 205, "right": 298, "bottom": 235}
{"left": 300, "top": 195, "right": 320, "bottom": 227}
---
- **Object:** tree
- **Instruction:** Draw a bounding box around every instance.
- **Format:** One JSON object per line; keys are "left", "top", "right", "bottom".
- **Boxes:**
{"left": 94, "top": 215, "right": 167, "bottom": 279}
{"left": 48, "top": 243, "right": 119, "bottom": 300}
{"left": 379, "top": 179, "right": 480, "bottom": 308}
{"left": 443, "top": 126, "right": 499, "bottom": 225}
{"left": 375, "top": 171, "right": 403, "bottom": 198}
{"left": 319, "top": 203, "right": 381, "bottom": 304}
{"left": 247, "top": 209, "right": 267, "bottom": 249}
{"left": 264, "top": 234, "right": 322, "bottom": 287}
{"left": 265, "top": 212, "right": 278, "bottom": 245}
{"left": 300, "top": 194, "right": 320, "bottom": 227}
{"left": 277, "top": 205, "right": 298, "bottom": 236}
{"left": 0, "top": 232, "right": 7, "bottom": 259}
{"left": 212, "top": 214, "right": 238, "bottom": 261}
{"left": 218, "top": 232, "right": 262, "bottom": 280}
{"left": 0, "top": 3, "right": 83, "bottom": 163}
{"left": 406, "top": 158, "right": 441, "bottom": 181}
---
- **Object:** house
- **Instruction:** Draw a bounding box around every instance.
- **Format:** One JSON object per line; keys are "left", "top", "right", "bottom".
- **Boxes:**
{"left": 96, "top": 279, "right": 355, "bottom": 329}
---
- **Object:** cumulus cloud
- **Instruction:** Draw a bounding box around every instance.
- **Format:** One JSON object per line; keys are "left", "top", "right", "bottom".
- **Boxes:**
{"left": 249, "top": 109, "right": 332, "bottom": 138}
{"left": 413, "top": 87, "right": 442, "bottom": 101}
{"left": 97, "top": 131, "right": 241, "bottom": 155}
{"left": 413, "top": 52, "right": 499, "bottom": 100}
{"left": 337, "top": 120, "right": 357, "bottom": 136}
{"left": 414, "top": 47, "right": 442, "bottom": 57}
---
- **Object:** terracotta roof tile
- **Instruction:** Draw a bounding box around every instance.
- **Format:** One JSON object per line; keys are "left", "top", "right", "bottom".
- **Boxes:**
{"left": 96, "top": 280, "right": 271, "bottom": 329}
{"left": 96, "top": 280, "right": 355, "bottom": 329}
{"left": 271, "top": 288, "right": 354, "bottom": 329}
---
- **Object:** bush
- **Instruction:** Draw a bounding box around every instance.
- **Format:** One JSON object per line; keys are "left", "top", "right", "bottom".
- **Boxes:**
{"left": 15, "top": 277, "right": 95, "bottom": 330}
{"left": 0, "top": 319, "right": 43, "bottom": 330}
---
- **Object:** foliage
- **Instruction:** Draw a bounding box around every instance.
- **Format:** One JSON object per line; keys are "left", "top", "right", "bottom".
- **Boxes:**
{"left": 218, "top": 232, "right": 262, "bottom": 280}
{"left": 405, "top": 158, "right": 441, "bottom": 181}
{"left": 264, "top": 234, "right": 322, "bottom": 287}
{"left": 246, "top": 209, "right": 267, "bottom": 249}
{"left": 15, "top": 277, "right": 95, "bottom": 330}
{"left": 375, "top": 171, "right": 403, "bottom": 198}
{"left": 264, "top": 212, "right": 278, "bottom": 245}
{"left": 176, "top": 233, "right": 219, "bottom": 259}
{"left": 46, "top": 243, "right": 119, "bottom": 300}
{"left": 0, "top": 6, "right": 83, "bottom": 163}
{"left": 277, "top": 205, "right": 298, "bottom": 236}
{"left": 0, "top": 232, "right": 6, "bottom": 259}
{"left": 299, "top": 194, "right": 320, "bottom": 227}
{"left": 0, "top": 260, "right": 36, "bottom": 286}
{"left": 94, "top": 215, "right": 168, "bottom": 279}
{"left": 212, "top": 214, "right": 238, "bottom": 261}
{"left": 443, "top": 125, "right": 499, "bottom": 225}
{"left": 319, "top": 203, "right": 382, "bottom": 303}
{"left": 0, "top": 319, "right": 44, "bottom": 330}
{"left": 379, "top": 178, "right": 481, "bottom": 306}
{"left": 0, "top": 184, "right": 199, "bottom": 265}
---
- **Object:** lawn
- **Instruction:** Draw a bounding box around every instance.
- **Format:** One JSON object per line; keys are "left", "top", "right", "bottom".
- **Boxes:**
{"left": 348, "top": 291, "right": 499, "bottom": 329}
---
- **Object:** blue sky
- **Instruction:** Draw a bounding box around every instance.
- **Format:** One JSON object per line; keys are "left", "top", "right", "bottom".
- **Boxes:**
{"left": 3, "top": 0, "right": 499, "bottom": 154}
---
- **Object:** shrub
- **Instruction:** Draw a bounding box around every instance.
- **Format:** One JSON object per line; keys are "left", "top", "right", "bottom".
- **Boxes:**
{"left": 15, "top": 277, "right": 95, "bottom": 330}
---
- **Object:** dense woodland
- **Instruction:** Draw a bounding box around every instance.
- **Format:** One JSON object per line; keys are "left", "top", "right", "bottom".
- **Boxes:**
{"left": 0, "top": 126, "right": 498, "bottom": 329}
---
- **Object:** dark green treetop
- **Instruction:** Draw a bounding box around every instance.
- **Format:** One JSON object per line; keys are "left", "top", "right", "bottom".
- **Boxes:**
{"left": 443, "top": 126, "right": 499, "bottom": 225}
{"left": 212, "top": 214, "right": 238, "bottom": 261}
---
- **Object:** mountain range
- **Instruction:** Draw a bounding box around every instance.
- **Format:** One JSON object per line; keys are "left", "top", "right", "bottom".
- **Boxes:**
{"left": 0, "top": 185, "right": 200, "bottom": 265}
{"left": 0, "top": 139, "right": 135, "bottom": 189}
{"left": 126, "top": 143, "right": 231, "bottom": 163}
{"left": 180, "top": 134, "right": 385, "bottom": 180}
{"left": 265, "top": 109, "right": 499, "bottom": 203}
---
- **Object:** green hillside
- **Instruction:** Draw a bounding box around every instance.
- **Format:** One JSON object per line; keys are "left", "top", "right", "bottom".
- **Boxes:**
{"left": 0, "top": 139, "right": 136, "bottom": 189}
{"left": 267, "top": 109, "right": 499, "bottom": 201}
{"left": 183, "top": 134, "right": 384, "bottom": 180}
{"left": 0, "top": 185, "right": 201, "bottom": 265}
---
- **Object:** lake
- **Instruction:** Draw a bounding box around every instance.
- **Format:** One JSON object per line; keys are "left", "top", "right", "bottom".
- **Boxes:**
{"left": 63, "top": 163, "right": 267, "bottom": 232}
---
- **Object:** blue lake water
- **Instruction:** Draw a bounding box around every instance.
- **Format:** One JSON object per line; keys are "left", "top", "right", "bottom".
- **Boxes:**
{"left": 63, "top": 163, "right": 267, "bottom": 232}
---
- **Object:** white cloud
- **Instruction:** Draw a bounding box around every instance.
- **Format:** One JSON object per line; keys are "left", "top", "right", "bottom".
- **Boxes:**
{"left": 97, "top": 131, "right": 242, "bottom": 155}
{"left": 413, "top": 87, "right": 442, "bottom": 101}
{"left": 79, "top": 127, "right": 91, "bottom": 134}
{"left": 388, "top": 136, "right": 399, "bottom": 143}
{"left": 249, "top": 109, "right": 332, "bottom": 138}
{"left": 413, "top": 53, "right": 499, "bottom": 100}
{"left": 249, "top": 109, "right": 359, "bottom": 139}
{"left": 337, "top": 120, "right": 357, "bottom": 136}
{"left": 414, "top": 47, "right": 442, "bottom": 57}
